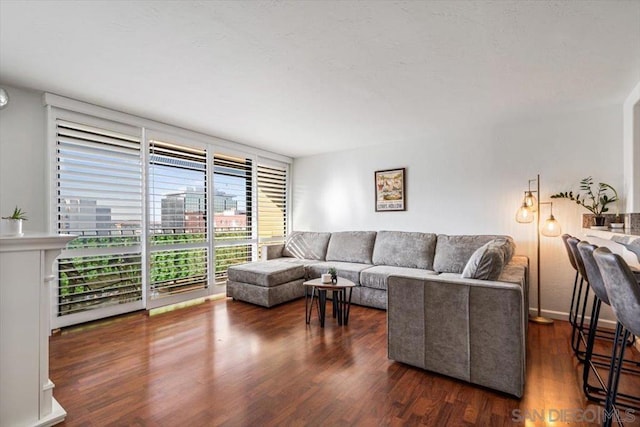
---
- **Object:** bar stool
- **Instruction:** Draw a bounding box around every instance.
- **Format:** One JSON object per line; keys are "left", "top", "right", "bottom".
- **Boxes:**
{"left": 566, "top": 236, "right": 595, "bottom": 358}
{"left": 576, "top": 242, "right": 639, "bottom": 410}
{"left": 594, "top": 247, "right": 640, "bottom": 427}
{"left": 566, "top": 236, "right": 617, "bottom": 359}
{"left": 561, "top": 234, "right": 581, "bottom": 328}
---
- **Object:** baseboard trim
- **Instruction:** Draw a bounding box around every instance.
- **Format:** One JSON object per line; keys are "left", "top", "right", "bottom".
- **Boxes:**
{"left": 528, "top": 308, "right": 617, "bottom": 329}
{"left": 531, "top": 309, "right": 640, "bottom": 352}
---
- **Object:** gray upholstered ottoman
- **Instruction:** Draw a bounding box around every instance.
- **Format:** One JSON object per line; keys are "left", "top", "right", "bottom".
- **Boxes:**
{"left": 227, "top": 261, "right": 306, "bottom": 307}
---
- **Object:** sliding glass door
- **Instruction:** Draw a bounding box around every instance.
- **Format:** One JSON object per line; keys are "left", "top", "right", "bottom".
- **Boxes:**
{"left": 213, "top": 153, "right": 255, "bottom": 287}
{"left": 147, "top": 133, "right": 212, "bottom": 308}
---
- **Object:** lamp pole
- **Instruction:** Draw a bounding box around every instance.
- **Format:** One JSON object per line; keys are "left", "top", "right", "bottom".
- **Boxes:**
{"left": 530, "top": 174, "right": 553, "bottom": 324}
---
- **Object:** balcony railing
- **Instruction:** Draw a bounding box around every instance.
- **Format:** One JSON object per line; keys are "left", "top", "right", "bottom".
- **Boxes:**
{"left": 58, "top": 227, "right": 254, "bottom": 315}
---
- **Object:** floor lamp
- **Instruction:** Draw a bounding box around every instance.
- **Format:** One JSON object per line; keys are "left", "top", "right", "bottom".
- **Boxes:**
{"left": 515, "top": 174, "right": 562, "bottom": 325}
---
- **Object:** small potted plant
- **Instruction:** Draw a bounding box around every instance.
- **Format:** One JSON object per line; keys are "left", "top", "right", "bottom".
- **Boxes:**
{"left": 551, "top": 177, "right": 618, "bottom": 227}
{"left": 1, "top": 206, "right": 28, "bottom": 236}
{"left": 328, "top": 267, "right": 338, "bottom": 284}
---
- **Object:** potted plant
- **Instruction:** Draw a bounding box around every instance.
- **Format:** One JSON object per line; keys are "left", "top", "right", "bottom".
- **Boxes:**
{"left": 328, "top": 267, "right": 338, "bottom": 284}
{"left": 1, "top": 206, "right": 28, "bottom": 236}
{"left": 551, "top": 177, "right": 618, "bottom": 227}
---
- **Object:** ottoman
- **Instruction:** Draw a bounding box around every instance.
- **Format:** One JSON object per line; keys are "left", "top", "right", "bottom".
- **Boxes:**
{"left": 226, "top": 261, "right": 306, "bottom": 307}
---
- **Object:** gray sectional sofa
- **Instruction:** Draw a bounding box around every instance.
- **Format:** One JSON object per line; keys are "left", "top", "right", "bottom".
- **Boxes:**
{"left": 226, "top": 230, "right": 528, "bottom": 397}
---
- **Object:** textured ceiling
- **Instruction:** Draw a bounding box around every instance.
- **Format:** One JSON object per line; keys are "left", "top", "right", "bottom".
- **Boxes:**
{"left": 1, "top": 1, "right": 639, "bottom": 158}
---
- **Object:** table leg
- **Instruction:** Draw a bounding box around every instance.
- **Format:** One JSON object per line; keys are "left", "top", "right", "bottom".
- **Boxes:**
{"left": 344, "top": 288, "right": 353, "bottom": 325}
{"left": 318, "top": 289, "right": 327, "bottom": 328}
{"left": 305, "top": 286, "right": 313, "bottom": 324}
{"left": 335, "top": 289, "right": 343, "bottom": 326}
{"left": 332, "top": 291, "right": 337, "bottom": 318}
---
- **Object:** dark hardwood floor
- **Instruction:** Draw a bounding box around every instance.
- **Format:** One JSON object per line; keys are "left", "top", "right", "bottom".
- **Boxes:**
{"left": 50, "top": 297, "right": 640, "bottom": 426}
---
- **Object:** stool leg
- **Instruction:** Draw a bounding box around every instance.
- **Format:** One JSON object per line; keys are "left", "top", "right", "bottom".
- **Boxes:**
{"left": 582, "top": 297, "right": 601, "bottom": 399}
{"left": 604, "top": 323, "right": 630, "bottom": 427}
{"left": 573, "top": 285, "right": 591, "bottom": 360}
{"left": 568, "top": 271, "right": 579, "bottom": 326}
{"left": 571, "top": 278, "right": 585, "bottom": 354}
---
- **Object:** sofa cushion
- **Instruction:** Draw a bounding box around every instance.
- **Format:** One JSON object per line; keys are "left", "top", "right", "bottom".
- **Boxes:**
{"left": 282, "top": 231, "right": 331, "bottom": 260}
{"left": 433, "top": 234, "right": 512, "bottom": 274}
{"left": 461, "top": 240, "right": 506, "bottom": 280}
{"left": 306, "top": 261, "right": 373, "bottom": 284}
{"left": 227, "top": 261, "right": 305, "bottom": 287}
{"left": 326, "top": 231, "right": 377, "bottom": 264}
{"left": 372, "top": 231, "right": 437, "bottom": 269}
{"left": 272, "top": 257, "right": 320, "bottom": 267}
{"left": 498, "top": 262, "right": 527, "bottom": 287}
{"left": 360, "top": 265, "right": 439, "bottom": 291}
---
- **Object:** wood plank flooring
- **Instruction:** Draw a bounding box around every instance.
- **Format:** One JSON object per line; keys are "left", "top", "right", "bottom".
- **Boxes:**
{"left": 50, "top": 298, "right": 640, "bottom": 426}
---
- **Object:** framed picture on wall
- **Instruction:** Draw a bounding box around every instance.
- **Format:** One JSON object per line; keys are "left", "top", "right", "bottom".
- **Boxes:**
{"left": 375, "top": 168, "right": 406, "bottom": 212}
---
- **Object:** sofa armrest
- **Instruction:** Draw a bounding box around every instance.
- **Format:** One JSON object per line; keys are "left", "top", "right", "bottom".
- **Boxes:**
{"left": 261, "top": 244, "right": 285, "bottom": 261}
{"left": 387, "top": 274, "right": 526, "bottom": 397}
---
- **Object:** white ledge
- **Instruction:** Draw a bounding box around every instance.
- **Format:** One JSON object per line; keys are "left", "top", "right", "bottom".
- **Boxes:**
{"left": 0, "top": 233, "right": 77, "bottom": 252}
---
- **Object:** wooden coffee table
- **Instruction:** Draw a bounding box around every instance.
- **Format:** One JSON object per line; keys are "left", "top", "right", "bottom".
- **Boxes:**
{"left": 304, "top": 277, "right": 356, "bottom": 327}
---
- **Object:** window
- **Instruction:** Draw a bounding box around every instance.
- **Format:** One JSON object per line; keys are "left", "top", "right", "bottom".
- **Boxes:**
{"left": 47, "top": 94, "right": 291, "bottom": 327}
{"left": 257, "top": 161, "right": 288, "bottom": 254}
{"left": 148, "top": 138, "right": 210, "bottom": 305}
{"left": 213, "top": 154, "right": 254, "bottom": 286}
{"left": 54, "top": 118, "right": 143, "bottom": 327}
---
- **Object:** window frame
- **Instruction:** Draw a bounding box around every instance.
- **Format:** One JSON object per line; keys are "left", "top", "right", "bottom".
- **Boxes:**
{"left": 45, "top": 94, "right": 292, "bottom": 328}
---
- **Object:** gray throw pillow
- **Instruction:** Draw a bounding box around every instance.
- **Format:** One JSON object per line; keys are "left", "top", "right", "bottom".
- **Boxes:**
{"left": 489, "top": 237, "right": 515, "bottom": 264}
{"left": 498, "top": 236, "right": 516, "bottom": 264}
{"left": 461, "top": 240, "right": 506, "bottom": 280}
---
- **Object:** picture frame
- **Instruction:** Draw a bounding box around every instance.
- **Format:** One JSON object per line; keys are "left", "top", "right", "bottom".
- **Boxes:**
{"left": 375, "top": 168, "right": 406, "bottom": 212}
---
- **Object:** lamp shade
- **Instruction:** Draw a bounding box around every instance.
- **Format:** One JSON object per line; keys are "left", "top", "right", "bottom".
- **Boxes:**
{"left": 0, "top": 87, "right": 8, "bottom": 110}
{"left": 541, "top": 214, "right": 562, "bottom": 237}
{"left": 524, "top": 191, "right": 537, "bottom": 212}
{"left": 515, "top": 204, "right": 534, "bottom": 223}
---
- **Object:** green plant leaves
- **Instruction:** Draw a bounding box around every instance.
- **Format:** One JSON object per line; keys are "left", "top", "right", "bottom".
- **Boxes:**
{"left": 551, "top": 177, "right": 618, "bottom": 215}
{"left": 2, "top": 206, "right": 28, "bottom": 220}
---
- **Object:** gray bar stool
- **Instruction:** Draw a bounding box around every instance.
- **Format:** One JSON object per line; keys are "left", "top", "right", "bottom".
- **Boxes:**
{"left": 594, "top": 247, "right": 640, "bottom": 427}
{"left": 576, "top": 242, "right": 639, "bottom": 411}
{"left": 565, "top": 235, "right": 588, "bottom": 356}
{"left": 566, "top": 235, "right": 618, "bottom": 359}
{"left": 561, "top": 234, "right": 581, "bottom": 328}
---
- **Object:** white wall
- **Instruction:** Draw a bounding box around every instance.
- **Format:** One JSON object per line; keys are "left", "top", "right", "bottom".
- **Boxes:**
{"left": 292, "top": 105, "right": 623, "bottom": 321}
{"left": 0, "top": 85, "right": 47, "bottom": 232}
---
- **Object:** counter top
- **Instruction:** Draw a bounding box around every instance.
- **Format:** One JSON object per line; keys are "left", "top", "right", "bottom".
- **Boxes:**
{"left": 584, "top": 229, "right": 640, "bottom": 264}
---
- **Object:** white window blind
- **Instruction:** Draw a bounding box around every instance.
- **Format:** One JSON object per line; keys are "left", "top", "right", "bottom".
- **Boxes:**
{"left": 257, "top": 163, "right": 288, "bottom": 250}
{"left": 213, "top": 154, "right": 254, "bottom": 286}
{"left": 148, "top": 140, "right": 209, "bottom": 300}
{"left": 55, "top": 119, "right": 143, "bottom": 322}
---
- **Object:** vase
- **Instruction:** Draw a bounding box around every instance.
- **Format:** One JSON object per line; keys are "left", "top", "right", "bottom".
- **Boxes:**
{"left": 0, "top": 218, "right": 23, "bottom": 236}
{"left": 331, "top": 275, "right": 337, "bottom": 284}
{"left": 593, "top": 216, "right": 606, "bottom": 227}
